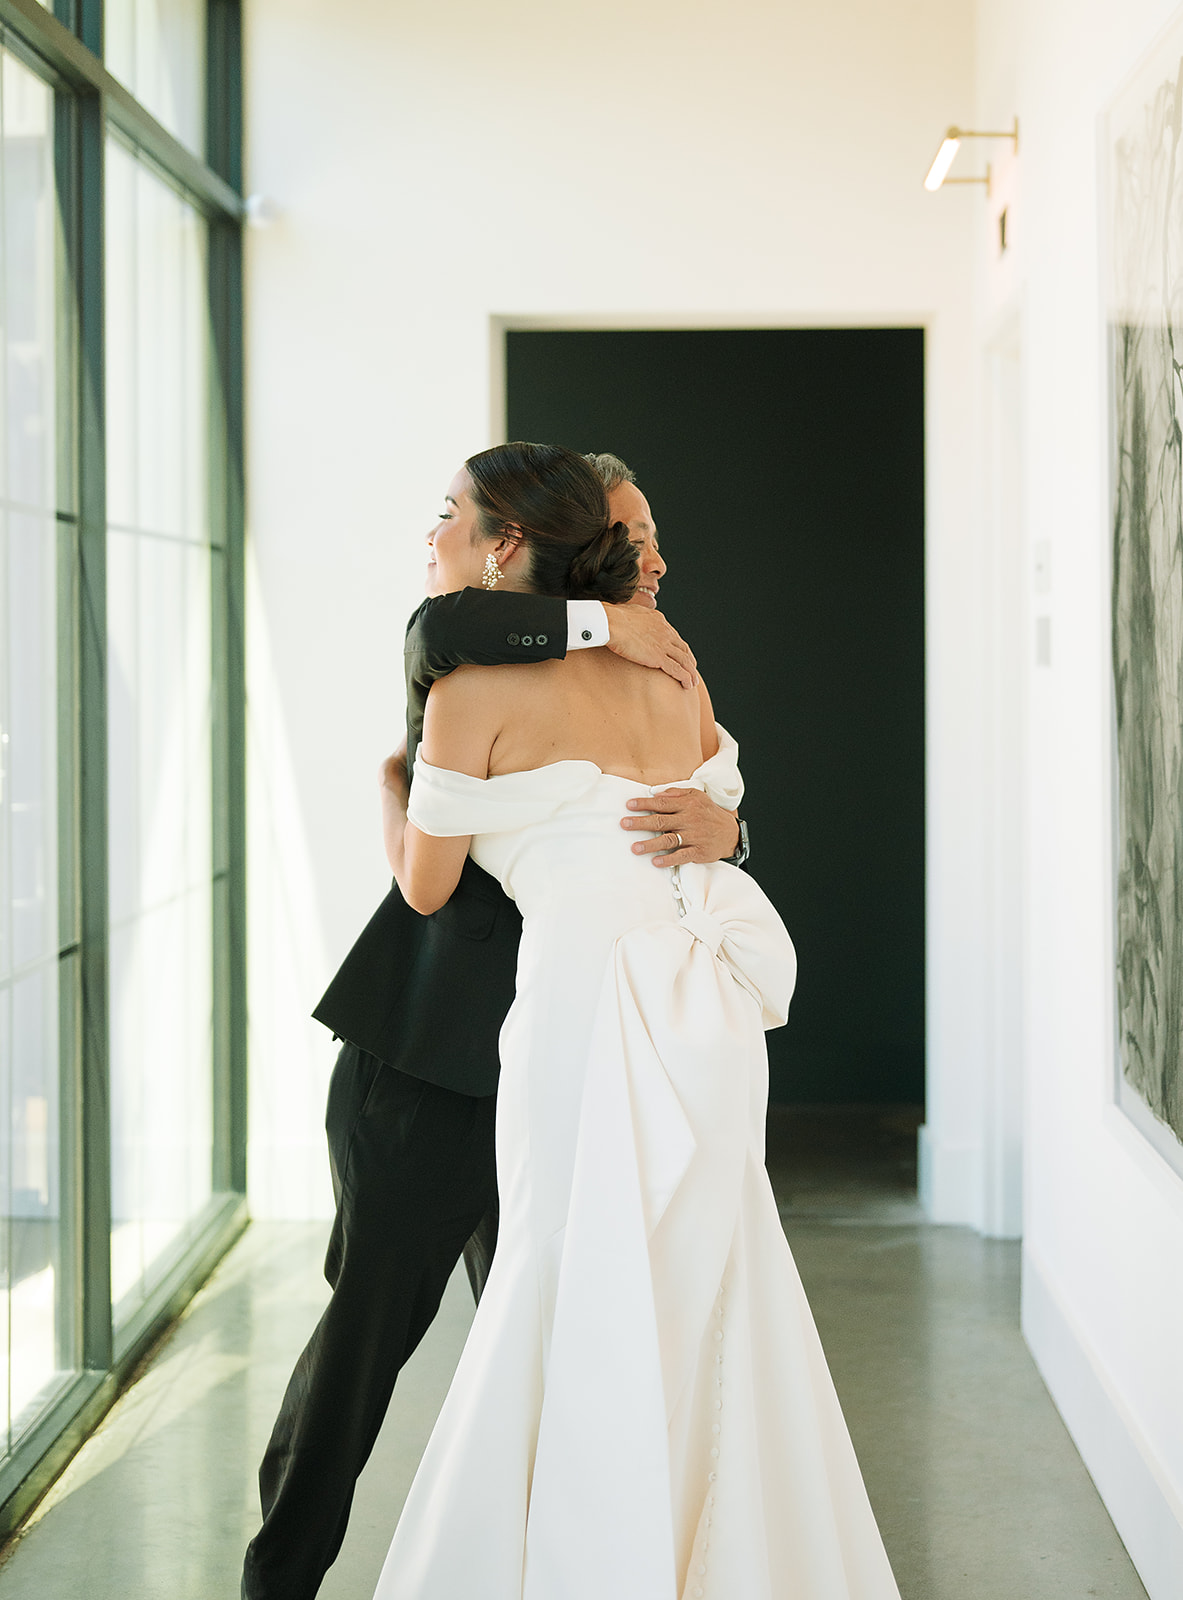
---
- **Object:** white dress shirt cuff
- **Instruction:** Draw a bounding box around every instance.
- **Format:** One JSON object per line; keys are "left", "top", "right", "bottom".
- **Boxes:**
{"left": 566, "top": 601, "right": 609, "bottom": 650}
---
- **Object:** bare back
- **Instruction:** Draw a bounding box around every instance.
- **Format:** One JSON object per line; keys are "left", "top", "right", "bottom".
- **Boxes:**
{"left": 420, "top": 650, "right": 714, "bottom": 790}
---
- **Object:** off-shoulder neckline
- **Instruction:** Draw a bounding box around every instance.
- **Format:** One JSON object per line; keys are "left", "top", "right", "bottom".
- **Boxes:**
{"left": 413, "top": 752, "right": 724, "bottom": 790}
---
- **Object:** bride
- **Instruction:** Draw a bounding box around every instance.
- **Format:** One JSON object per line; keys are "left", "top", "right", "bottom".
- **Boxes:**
{"left": 375, "top": 442, "right": 901, "bottom": 1600}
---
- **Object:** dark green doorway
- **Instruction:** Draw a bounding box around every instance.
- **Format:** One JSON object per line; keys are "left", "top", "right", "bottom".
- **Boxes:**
{"left": 506, "top": 327, "right": 925, "bottom": 1104}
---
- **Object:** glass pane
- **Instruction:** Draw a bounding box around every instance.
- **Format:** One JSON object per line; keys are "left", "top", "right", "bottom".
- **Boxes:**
{"left": 5, "top": 514, "right": 58, "bottom": 978}
{"left": 104, "top": 0, "right": 206, "bottom": 157}
{"left": 1, "top": 55, "right": 55, "bottom": 514}
{"left": 105, "top": 138, "right": 214, "bottom": 1324}
{"left": 0, "top": 514, "right": 68, "bottom": 1450}
{"left": 7, "top": 964, "right": 62, "bottom": 1436}
{"left": 0, "top": 52, "right": 71, "bottom": 1454}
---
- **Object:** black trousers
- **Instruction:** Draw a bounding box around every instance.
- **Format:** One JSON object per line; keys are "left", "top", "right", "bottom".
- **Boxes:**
{"left": 241, "top": 1043, "right": 498, "bottom": 1600}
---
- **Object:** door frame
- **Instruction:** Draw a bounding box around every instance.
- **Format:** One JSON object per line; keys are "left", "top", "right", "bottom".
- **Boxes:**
{"left": 492, "top": 312, "right": 1012, "bottom": 1224}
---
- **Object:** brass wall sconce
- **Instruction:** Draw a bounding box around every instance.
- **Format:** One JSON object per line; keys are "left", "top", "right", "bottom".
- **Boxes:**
{"left": 924, "top": 117, "right": 1019, "bottom": 194}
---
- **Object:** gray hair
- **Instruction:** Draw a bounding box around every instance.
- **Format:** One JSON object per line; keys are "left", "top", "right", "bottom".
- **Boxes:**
{"left": 583, "top": 451, "right": 637, "bottom": 492}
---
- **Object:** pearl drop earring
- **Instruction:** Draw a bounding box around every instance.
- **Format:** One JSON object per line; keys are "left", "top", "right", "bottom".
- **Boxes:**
{"left": 482, "top": 552, "right": 502, "bottom": 590}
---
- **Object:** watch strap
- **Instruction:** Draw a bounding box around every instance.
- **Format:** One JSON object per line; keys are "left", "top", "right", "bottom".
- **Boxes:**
{"left": 727, "top": 817, "right": 750, "bottom": 867}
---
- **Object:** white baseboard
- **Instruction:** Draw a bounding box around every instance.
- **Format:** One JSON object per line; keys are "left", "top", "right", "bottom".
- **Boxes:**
{"left": 1023, "top": 1246, "right": 1183, "bottom": 1600}
{"left": 917, "top": 1123, "right": 983, "bottom": 1226}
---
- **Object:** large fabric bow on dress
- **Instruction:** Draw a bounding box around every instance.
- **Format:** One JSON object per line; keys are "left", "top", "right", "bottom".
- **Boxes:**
{"left": 523, "top": 845, "right": 796, "bottom": 1600}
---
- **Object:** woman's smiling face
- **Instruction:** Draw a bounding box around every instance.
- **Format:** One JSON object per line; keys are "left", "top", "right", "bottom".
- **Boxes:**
{"left": 424, "top": 468, "right": 488, "bottom": 596}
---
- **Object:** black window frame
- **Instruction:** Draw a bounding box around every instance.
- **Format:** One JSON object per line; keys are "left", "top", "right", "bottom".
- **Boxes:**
{"left": 0, "top": 0, "right": 245, "bottom": 1533}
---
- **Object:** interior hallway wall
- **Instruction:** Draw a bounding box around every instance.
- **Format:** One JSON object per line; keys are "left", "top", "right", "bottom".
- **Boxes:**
{"left": 242, "top": 0, "right": 980, "bottom": 1220}
{"left": 972, "top": 0, "right": 1183, "bottom": 1594}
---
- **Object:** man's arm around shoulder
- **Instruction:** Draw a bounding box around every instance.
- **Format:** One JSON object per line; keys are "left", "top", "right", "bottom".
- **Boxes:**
{"left": 407, "top": 588, "right": 698, "bottom": 688}
{"left": 406, "top": 590, "right": 568, "bottom": 676}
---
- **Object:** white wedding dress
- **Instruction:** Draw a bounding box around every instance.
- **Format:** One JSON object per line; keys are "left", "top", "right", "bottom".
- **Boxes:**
{"left": 373, "top": 729, "right": 901, "bottom": 1600}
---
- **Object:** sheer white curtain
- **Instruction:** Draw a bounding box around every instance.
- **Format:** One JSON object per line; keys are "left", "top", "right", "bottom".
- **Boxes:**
{"left": 105, "top": 0, "right": 207, "bottom": 156}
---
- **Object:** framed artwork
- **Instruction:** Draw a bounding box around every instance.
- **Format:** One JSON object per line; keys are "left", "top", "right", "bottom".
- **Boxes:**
{"left": 1107, "top": 13, "right": 1183, "bottom": 1174}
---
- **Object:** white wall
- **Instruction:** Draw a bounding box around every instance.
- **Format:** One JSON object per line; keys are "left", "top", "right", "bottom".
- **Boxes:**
{"left": 242, "top": 0, "right": 984, "bottom": 1227}
{"left": 971, "top": 0, "right": 1183, "bottom": 1593}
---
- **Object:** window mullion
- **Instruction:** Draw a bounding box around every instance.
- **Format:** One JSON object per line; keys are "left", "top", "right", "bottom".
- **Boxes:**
{"left": 73, "top": 83, "right": 109, "bottom": 1373}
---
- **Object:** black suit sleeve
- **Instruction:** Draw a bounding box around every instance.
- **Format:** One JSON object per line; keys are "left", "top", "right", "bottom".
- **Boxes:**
{"left": 404, "top": 589, "right": 570, "bottom": 766}
{"left": 406, "top": 589, "right": 567, "bottom": 671}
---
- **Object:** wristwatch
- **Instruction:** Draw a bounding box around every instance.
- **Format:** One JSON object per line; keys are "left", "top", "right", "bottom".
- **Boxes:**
{"left": 726, "top": 817, "right": 750, "bottom": 867}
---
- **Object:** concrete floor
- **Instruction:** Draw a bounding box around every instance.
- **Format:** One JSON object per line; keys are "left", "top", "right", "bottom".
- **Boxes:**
{"left": 0, "top": 1108, "right": 1149, "bottom": 1600}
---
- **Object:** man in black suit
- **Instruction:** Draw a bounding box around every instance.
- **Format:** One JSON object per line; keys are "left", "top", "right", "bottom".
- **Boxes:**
{"left": 241, "top": 455, "right": 746, "bottom": 1600}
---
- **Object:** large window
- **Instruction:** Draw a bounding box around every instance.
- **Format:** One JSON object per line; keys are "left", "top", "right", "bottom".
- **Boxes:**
{"left": 0, "top": 1, "right": 243, "bottom": 1530}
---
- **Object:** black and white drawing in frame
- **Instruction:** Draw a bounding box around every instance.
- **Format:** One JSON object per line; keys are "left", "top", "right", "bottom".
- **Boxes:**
{"left": 1108, "top": 13, "right": 1183, "bottom": 1176}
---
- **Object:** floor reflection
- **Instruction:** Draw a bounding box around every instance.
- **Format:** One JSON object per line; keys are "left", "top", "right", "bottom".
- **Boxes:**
{"left": 0, "top": 1107, "right": 1150, "bottom": 1600}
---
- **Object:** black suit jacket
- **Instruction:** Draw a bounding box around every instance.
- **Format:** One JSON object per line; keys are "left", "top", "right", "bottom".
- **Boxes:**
{"left": 312, "top": 589, "right": 569, "bottom": 1096}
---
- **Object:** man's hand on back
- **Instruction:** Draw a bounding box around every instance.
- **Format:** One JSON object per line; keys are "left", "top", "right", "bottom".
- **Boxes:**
{"left": 621, "top": 789, "right": 741, "bottom": 868}
{"left": 604, "top": 605, "right": 698, "bottom": 690}
{"left": 379, "top": 736, "right": 411, "bottom": 874}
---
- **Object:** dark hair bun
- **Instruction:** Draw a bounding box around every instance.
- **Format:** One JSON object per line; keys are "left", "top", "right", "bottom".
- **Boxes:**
{"left": 567, "top": 520, "right": 638, "bottom": 604}
{"left": 464, "top": 442, "right": 639, "bottom": 603}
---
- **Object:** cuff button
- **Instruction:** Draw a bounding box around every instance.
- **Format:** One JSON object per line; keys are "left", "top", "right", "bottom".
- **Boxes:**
{"left": 536, "top": 633, "right": 548, "bottom": 646}
{"left": 581, "top": 629, "right": 593, "bottom": 641}
{"left": 521, "top": 634, "right": 533, "bottom": 646}
{"left": 506, "top": 632, "right": 520, "bottom": 645}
